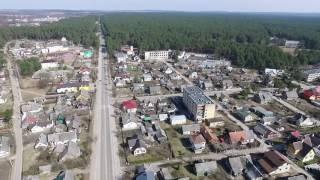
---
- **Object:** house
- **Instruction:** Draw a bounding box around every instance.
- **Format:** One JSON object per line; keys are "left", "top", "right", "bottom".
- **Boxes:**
{"left": 244, "top": 159, "right": 264, "bottom": 180}
{"left": 258, "top": 150, "right": 291, "bottom": 176}
{"left": 47, "top": 131, "right": 78, "bottom": 146}
{"left": 227, "top": 156, "right": 244, "bottom": 176}
{"left": 194, "top": 161, "right": 218, "bottom": 176}
{"left": 265, "top": 68, "right": 284, "bottom": 77}
{"left": 158, "top": 114, "right": 168, "bottom": 121}
{"left": 0, "top": 136, "right": 10, "bottom": 158}
{"left": 207, "top": 117, "right": 225, "bottom": 128}
{"left": 289, "top": 113, "right": 315, "bottom": 127}
{"left": 21, "top": 102, "right": 43, "bottom": 114}
{"left": 115, "top": 79, "right": 127, "bottom": 87}
{"left": 250, "top": 106, "right": 274, "bottom": 119}
{"left": 0, "top": 91, "right": 7, "bottom": 104}
{"left": 282, "top": 90, "right": 298, "bottom": 100}
{"left": 133, "top": 83, "right": 145, "bottom": 94}
{"left": 56, "top": 82, "right": 91, "bottom": 93}
{"left": 121, "top": 113, "right": 140, "bottom": 131}
{"left": 285, "top": 40, "right": 300, "bottom": 48}
{"left": 154, "top": 128, "right": 168, "bottom": 144}
{"left": 181, "top": 124, "right": 200, "bottom": 135}
{"left": 143, "top": 73, "right": 153, "bottom": 82}
{"left": 127, "top": 135, "right": 147, "bottom": 156}
{"left": 253, "top": 91, "right": 273, "bottom": 104}
{"left": 34, "top": 133, "right": 48, "bottom": 149}
{"left": 189, "top": 134, "right": 206, "bottom": 154}
{"left": 203, "top": 81, "right": 213, "bottom": 90}
{"left": 135, "top": 168, "right": 155, "bottom": 180}
{"left": 149, "top": 85, "right": 161, "bottom": 95}
{"left": 201, "top": 126, "right": 219, "bottom": 144}
{"left": 303, "top": 69, "right": 320, "bottom": 82}
{"left": 122, "top": 100, "right": 138, "bottom": 113}
{"left": 303, "top": 86, "right": 320, "bottom": 101}
{"left": 222, "top": 79, "right": 233, "bottom": 89}
{"left": 30, "top": 120, "right": 54, "bottom": 133}
{"left": 114, "top": 52, "right": 127, "bottom": 63}
{"left": 170, "top": 115, "right": 187, "bottom": 125}
{"left": 59, "top": 141, "right": 81, "bottom": 162}
{"left": 235, "top": 109, "right": 255, "bottom": 122}
{"left": 41, "top": 60, "right": 59, "bottom": 70}
{"left": 253, "top": 123, "right": 280, "bottom": 139}
{"left": 55, "top": 170, "right": 75, "bottom": 180}
{"left": 190, "top": 72, "right": 198, "bottom": 79}
{"left": 228, "top": 130, "right": 255, "bottom": 145}
{"left": 165, "top": 68, "right": 173, "bottom": 74}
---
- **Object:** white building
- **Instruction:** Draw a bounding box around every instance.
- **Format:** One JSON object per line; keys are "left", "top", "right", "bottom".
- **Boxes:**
{"left": 114, "top": 52, "right": 127, "bottom": 63}
{"left": 41, "top": 60, "right": 59, "bottom": 70}
{"left": 183, "top": 86, "right": 216, "bottom": 122}
{"left": 170, "top": 115, "right": 187, "bottom": 125}
{"left": 145, "top": 50, "right": 169, "bottom": 60}
{"left": 285, "top": 40, "right": 300, "bottom": 48}
{"left": 304, "top": 69, "right": 320, "bottom": 82}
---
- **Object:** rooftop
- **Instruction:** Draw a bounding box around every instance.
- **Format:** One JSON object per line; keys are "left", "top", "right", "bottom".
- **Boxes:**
{"left": 184, "top": 86, "right": 214, "bottom": 105}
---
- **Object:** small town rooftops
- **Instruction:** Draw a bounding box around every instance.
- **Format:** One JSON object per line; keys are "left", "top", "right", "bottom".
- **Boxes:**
{"left": 122, "top": 100, "right": 138, "bottom": 109}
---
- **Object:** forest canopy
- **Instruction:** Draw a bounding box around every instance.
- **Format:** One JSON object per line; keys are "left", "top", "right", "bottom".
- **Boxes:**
{"left": 101, "top": 13, "right": 320, "bottom": 70}
{"left": 0, "top": 16, "right": 99, "bottom": 49}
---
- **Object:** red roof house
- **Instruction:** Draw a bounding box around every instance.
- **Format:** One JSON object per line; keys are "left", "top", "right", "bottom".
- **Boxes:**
{"left": 122, "top": 100, "right": 138, "bottom": 113}
{"left": 303, "top": 86, "right": 320, "bottom": 101}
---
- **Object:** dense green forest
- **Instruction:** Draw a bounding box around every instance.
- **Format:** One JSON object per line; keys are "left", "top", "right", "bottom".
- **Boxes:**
{"left": 0, "top": 16, "right": 99, "bottom": 49}
{"left": 101, "top": 13, "right": 320, "bottom": 69}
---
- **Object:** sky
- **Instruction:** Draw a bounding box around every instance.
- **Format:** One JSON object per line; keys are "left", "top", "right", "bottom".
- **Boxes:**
{"left": 1, "top": 0, "right": 320, "bottom": 13}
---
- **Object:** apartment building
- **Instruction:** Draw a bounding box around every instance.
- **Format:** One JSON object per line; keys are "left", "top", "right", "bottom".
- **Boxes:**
{"left": 144, "top": 50, "right": 169, "bottom": 60}
{"left": 183, "top": 86, "right": 216, "bottom": 121}
{"left": 304, "top": 69, "right": 320, "bottom": 82}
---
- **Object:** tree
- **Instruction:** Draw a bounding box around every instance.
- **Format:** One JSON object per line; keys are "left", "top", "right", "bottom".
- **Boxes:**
{"left": 18, "top": 57, "right": 41, "bottom": 76}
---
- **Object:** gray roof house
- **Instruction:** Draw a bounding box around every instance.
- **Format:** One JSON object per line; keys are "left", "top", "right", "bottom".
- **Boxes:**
{"left": 253, "top": 91, "right": 273, "bottom": 104}
{"left": 149, "top": 85, "right": 161, "bottom": 95}
{"left": 227, "top": 156, "right": 244, "bottom": 176}
{"left": 194, "top": 161, "right": 218, "bottom": 176}
{"left": 181, "top": 124, "right": 201, "bottom": 135}
{"left": 222, "top": 79, "right": 233, "bottom": 89}
{"left": 35, "top": 133, "right": 48, "bottom": 149}
{"left": 0, "top": 136, "right": 10, "bottom": 158}
{"left": 133, "top": 83, "right": 145, "bottom": 94}
{"left": 59, "top": 141, "right": 81, "bottom": 162}
{"left": 135, "top": 169, "right": 155, "bottom": 180}
{"left": 47, "top": 131, "right": 78, "bottom": 146}
{"left": 127, "top": 135, "right": 147, "bottom": 156}
{"left": 56, "top": 170, "right": 75, "bottom": 180}
{"left": 282, "top": 90, "right": 298, "bottom": 100}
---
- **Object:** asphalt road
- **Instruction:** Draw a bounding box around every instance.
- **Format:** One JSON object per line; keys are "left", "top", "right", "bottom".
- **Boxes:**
{"left": 90, "top": 27, "right": 121, "bottom": 180}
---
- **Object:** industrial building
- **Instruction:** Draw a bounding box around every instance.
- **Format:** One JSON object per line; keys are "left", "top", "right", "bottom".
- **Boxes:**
{"left": 144, "top": 50, "right": 169, "bottom": 60}
{"left": 183, "top": 86, "right": 216, "bottom": 121}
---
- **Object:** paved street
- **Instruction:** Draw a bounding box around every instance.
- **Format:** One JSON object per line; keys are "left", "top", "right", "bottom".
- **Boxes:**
{"left": 90, "top": 25, "right": 121, "bottom": 180}
{"left": 4, "top": 42, "right": 23, "bottom": 180}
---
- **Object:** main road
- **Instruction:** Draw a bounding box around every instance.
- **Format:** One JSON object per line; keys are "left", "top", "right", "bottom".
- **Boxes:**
{"left": 90, "top": 24, "right": 121, "bottom": 180}
{"left": 4, "top": 42, "right": 23, "bottom": 180}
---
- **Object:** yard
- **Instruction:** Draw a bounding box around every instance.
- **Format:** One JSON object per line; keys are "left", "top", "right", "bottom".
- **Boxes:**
{"left": 0, "top": 160, "right": 11, "bottom": 180}
{"left": 127, "top": 144, "right": 171, "bottom": 165}
{"left": 21, "top": 87, "right": 48, "bottom": 102}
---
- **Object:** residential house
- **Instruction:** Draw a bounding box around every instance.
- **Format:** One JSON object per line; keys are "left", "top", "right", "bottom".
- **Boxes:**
{"left": 181, "top": 124, "right": 200, "bottom": 135}
{"left": 135, "top": 168, "right": 155, "bottom": 180}
{"left": 34, "top": 133, "right": 48, "bottom": 149}
{"left": 0, "top": 90, "right": 7, "bottom": 104}
{"left": 47, "top": 131, "right": 78, "bottom": 146}
{"left": 244, "top": 158, "right": 264, "bottom": 180}
{"left": 158, "top": 114, "right": 168, "bottom": 121}
{"left": 121, "top": 113, "right": 140, "bottom": 131}
{"left": 228, "top": 130, "right": 255, "bottom": 145}
{"left": 143, "top": 73, "right": 153, "bottom": 82}
{"left": 250, "top": 106, "right": 274, "bottom": 119}
{"left": 59, "top": 141, "right": 81, "bottom": 162}
{"left": 127, "top": 135, "right": 147, "bottom": 156}
{"left": 165, "top": 68, "right": 173, "bottom": 74}
{"left": 41, "top": 60, "right": 59, "bottom": 70}
{"left": 170, "top": 115, "right": 187, "bottom": 125}
{"left": 207, "top": 117, "right": 225, "bottom": 128}
{"left": 21, "top": 101, "right": 43, "bottom": 115}
{"left": 149, "top": 85, "right": 161, "bottom": 95}
{"left": 303, "top": 86, "right": 320, "bottom": 101}
{"left": 201, "top": 126, "right": 219, "bottom": 144}
{"left": 114, "top": 52, "right": 127, "bottom": 63}
{"left": 133, "top": 83, "right": 145, "bottom": 94}
{"left": 122, "top": 100, "right": 138, "bottom": 113}
{"left": 253, "top": 91, "right": 273, "bottom": 104}
{"left": 154, "top": 128, "right": 168, "bottom": 144}
{"left": 303, "top": 69, "right": 320, "bottom": 82}
{"left": 235, "top": 109, "right": 255, "bottom": 122}
{"left": 203, "top": 81, "right": 213, "bottom": 90}
{"left": 194, "top": 161, "right": 218, "bottom": 176}
{"left": 30, "top": 120, "right": 54, "bottom": 133}
{"left": 55, "top": 170, "right": 75, "bottom": 180}
{"left": 222, "top": 79, "right": 233, "bottom": 89}
{"left": 227, "top": 156, "right": 244, "bottom": 176}
{"left": 282, "top": 90, "right": 298, "bottom": 100}
{"left": 253, "top": 123, "right": 280, "bottom": 139}
{"left": 189, "top": 134, "right": 206, "bottom": 154}
{"left": 289, "top": 113, "right": 315, "bottom": 127}
{"left": 258, "top": 150, "right": 291, "bottom": 176}
{"left": 0, "top": 136, "right": 10, "bottom": 158}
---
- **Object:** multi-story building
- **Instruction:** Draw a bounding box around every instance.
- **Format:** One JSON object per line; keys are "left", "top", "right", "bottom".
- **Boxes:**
{"left": 183, "top": 86, "right": 216, "bottom": 121}
{"left": 304, "top": 69, "right": 320, "bottom": 82}
{"left": 144, "top": 50, "right": 169, "bottom": 60}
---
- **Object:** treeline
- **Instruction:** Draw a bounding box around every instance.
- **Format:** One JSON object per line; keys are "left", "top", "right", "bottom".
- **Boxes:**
{"left": 0, "top": 16, "right": 99, "bottom": 49}
{"left": 102, "top": 13, "right": 320, "bottom": 69}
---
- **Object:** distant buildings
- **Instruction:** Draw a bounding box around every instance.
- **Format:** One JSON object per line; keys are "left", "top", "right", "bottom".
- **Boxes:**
{"left": 183, "top": 86, "right": 216, "bottom": 122}
{"left": 284, "top": 40, "right": 300, "bottom": 48}
{"left": 144, "top": 50, "right": 169, "bottom": 60}
{"left": 303, "top": 69, "right": 320, "bottom": 82}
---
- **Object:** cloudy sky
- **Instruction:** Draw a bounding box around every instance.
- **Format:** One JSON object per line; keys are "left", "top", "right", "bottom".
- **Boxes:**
{"left": 2, "top": 0, "right": 320, "bottom": 13}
